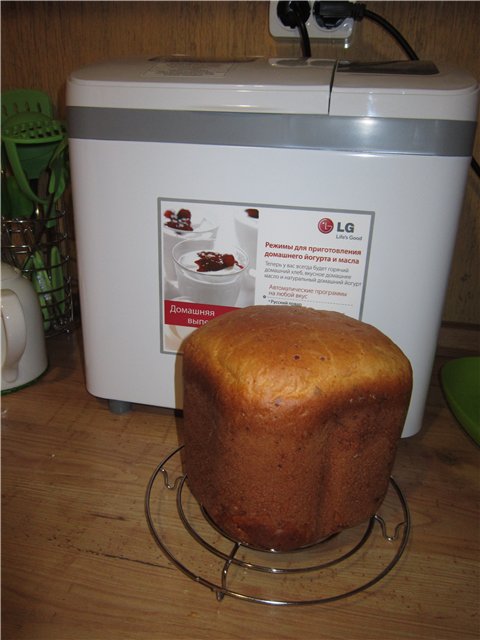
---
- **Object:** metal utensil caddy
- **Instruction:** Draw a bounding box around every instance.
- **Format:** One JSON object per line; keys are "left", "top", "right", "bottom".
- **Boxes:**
{"left": 1, "top": 211, "right": 74, "bottom": 336}
{"left": 1, "top": 90, "right": 74, "bottom": 336}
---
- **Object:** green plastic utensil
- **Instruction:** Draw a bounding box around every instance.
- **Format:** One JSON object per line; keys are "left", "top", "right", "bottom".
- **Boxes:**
{"left": 1, "top": 172, "right": 10, "bottom": 216}
{"left": 1, "top": 89, "right": 60, "bottom": 208}
{"left": 50, "top": 246, "right": 65, "bottom": 314}
{"left": 1, "top": 89, "right": 54, "bottom": 119}
{"left": 441, "top": 357, "right": 480, "bottom": 445}
{"left": 46, "top": 136, "right": 69, "bottom": 223}
{"left": 48, "top": 137, "right": 68, "bottom": 197}
{"left": 2, "top": 112, "right": 63, "bottom": 179}
{"left": 2, "top": 118, "right": 66, "bottom": 206}
{"left": 4, "top": 173, "right": 34, "bottom": 218}
{"left": 24, "top": 251, "right": 52, "bottom": 331}
{"left": 1, "top": 89, "right": 68, "bottom": 217}
{"left": 23, "top": 247, "right": 67, "bottom": 331}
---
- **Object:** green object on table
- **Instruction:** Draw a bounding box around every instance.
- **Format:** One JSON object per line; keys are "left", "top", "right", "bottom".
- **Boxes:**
{"left": 441, "top": 356, "right": 480, "bottom": 445}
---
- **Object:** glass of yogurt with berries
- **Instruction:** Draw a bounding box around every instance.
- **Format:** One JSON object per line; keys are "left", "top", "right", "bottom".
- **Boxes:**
{"left": 162, "top": 208, "right": 219, "bottom": 281}
{"left": 172, "top": 239, "right": 249, "bottom": 306}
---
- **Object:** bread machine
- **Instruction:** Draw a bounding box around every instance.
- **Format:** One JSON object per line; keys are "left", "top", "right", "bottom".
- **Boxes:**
{"left": 66, "top": 57, "right": 478, "bottom": 436}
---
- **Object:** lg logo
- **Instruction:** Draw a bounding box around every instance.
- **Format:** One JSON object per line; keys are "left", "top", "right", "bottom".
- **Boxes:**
{"left": 318, "top": 217, "right": 355, "bottom": 234}
{"left": 318, "top": 217, "right": 334, "bottom": 233}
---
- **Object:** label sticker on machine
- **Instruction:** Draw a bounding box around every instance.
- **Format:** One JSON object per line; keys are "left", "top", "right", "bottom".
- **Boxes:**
{"left": 158, "top": 199, "right": 374, "bottom": 354}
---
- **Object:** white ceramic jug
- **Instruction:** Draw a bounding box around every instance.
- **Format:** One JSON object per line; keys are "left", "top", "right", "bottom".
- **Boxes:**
{"left": 1, "top": 263, "right": 48, "bottom": 393}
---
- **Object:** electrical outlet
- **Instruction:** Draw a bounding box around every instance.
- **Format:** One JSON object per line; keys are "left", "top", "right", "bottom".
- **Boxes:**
{"left": 269, "top": 1, "right": 355, "bottom": 46}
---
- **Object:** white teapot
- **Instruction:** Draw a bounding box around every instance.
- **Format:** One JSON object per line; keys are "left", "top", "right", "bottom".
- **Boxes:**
{"left": 1, "top": 263, "right": 48, "bottom": 393}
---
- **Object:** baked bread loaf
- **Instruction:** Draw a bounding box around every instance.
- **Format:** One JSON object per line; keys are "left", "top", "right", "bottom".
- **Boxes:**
{"left": 182, "top": 306, "right": 412, "bottom": 551}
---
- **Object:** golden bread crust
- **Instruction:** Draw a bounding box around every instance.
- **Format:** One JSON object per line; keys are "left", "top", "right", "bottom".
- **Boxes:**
{"left": 182, "top": 306, "right": 412, "bottom": 551}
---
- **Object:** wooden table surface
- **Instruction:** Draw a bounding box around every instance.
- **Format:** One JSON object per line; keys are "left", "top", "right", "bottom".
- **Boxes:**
{"left": 2, "top": 328, "right": 479, "bottom": 640}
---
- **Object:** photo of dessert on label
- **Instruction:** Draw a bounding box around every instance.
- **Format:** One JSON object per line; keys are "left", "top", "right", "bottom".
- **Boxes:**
{"left": 161, "top": 206, "right": 219, "bottom": 283}
{"left": 159, "top": 199, "right": 259, "bottom": 353}
{"left": 172, "top": 239, "right": 249, "bottom": 306}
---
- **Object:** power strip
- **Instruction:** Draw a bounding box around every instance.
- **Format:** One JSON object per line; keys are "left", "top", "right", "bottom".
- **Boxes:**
{"left": 269, "top": 1, "right": 355, "bottom": 45}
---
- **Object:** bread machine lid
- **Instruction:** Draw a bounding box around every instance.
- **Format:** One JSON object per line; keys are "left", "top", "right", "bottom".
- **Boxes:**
{"left": 67, "top": 58, "right": 477, "bottom": 156}
{"left": 67, "top": 57, "right": 336, "bottom": 115}
{"left": 329, "top": 60, "right": 479, "bottom": 120}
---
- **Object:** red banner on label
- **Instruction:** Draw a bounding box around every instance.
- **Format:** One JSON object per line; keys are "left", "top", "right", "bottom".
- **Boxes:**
{"left": 164, "top": 300, "right": 238, "bottom": 328}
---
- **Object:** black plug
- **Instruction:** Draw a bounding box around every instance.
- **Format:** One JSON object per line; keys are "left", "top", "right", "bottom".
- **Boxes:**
{"left": 277, "top": 1, "right": 311, "bottom": 28}
{"left": 276, "top": 1, "right": 312, "bottom": 57}
{"left": 313, "top": 1, "right": 419, "bottom": 60}
{"left": 313, "top": 1, "right": 366, "bottom": 26}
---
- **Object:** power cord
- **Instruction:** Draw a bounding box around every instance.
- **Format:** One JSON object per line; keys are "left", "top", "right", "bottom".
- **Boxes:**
{"left": 471, "top": 156, "right": 480, "bottom": 178}
{"left": 313, "top": 2, "right": 418, "bottom": 61}
{"left": 313, "top": 1, "right": 479, "bottom": 179}
{"left": 277, "top": 1, "right": 312, "bottom": 58}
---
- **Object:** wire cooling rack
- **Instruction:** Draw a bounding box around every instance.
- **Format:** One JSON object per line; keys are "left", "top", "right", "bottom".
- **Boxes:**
{"left": 146, "top": 446, "right": 410, "bottom": 606}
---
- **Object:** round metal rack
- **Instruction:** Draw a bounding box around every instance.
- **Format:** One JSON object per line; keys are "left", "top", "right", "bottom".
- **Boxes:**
{"left": 146, "top": 446, "right": 410, "bottom": 606}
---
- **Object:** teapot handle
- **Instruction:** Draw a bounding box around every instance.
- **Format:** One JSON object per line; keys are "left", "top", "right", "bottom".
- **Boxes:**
{"left": 1, "top": 289, "right": 27, "bottom": 383}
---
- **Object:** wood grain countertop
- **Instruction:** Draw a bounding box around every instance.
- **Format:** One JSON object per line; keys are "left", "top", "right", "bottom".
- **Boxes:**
{"left": 2, "top": 327, "right": 479, "bottom": 640}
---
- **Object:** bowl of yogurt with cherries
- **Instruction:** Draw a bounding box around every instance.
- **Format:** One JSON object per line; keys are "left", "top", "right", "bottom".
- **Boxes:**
{"left": 172, "top": 238, "right": 248, "bottom": 306}
{"left": 162, "top": 208, "right": 219, "bottom": 281}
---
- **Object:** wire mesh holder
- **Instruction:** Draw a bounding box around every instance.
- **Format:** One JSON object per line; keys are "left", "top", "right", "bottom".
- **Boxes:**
{"left": 1, "top": 210, "right": 75, "bottom": 336}
{"left": 146, "top": 445, "right": 411, "bottom": 606}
